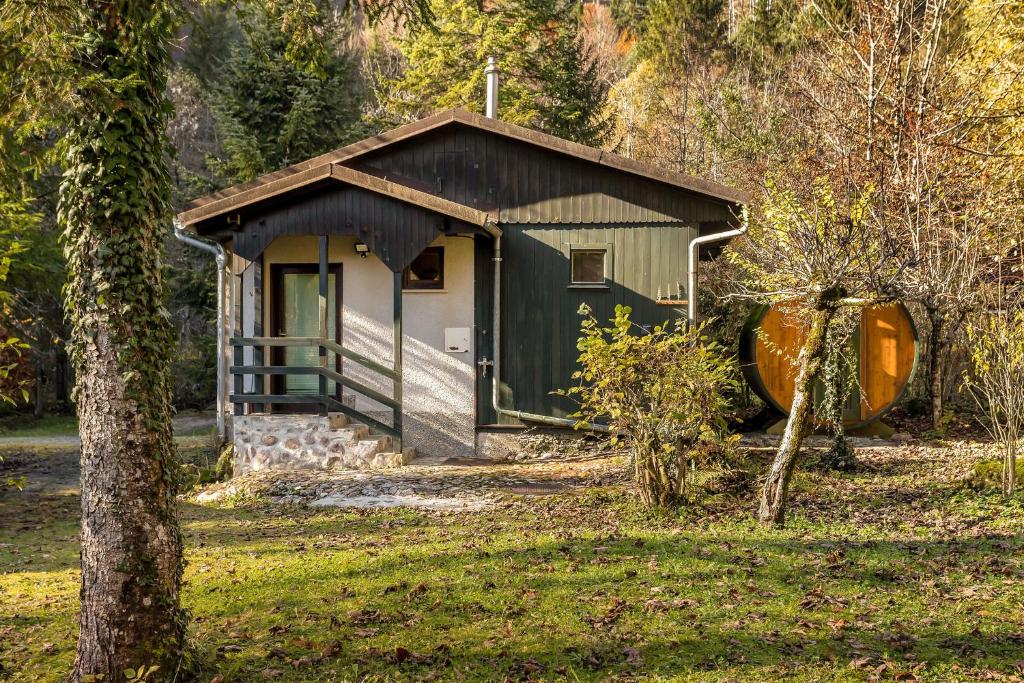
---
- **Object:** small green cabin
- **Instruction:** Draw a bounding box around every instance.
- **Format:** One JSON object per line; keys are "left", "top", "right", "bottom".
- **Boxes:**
{"left": 178, "top": 108, "right": 748, "bottom": 467}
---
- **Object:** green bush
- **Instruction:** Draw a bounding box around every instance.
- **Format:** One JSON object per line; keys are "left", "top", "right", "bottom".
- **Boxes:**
{"left": 561, "top": 304, "right": 741, "bottom": 507}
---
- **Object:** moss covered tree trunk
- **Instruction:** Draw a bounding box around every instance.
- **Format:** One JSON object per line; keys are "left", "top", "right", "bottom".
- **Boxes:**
{"left": 59, "top": 2, "right": 186, "bottom": 680}
{"left": 758, "top": 305, "right": 835, "bottom": 527}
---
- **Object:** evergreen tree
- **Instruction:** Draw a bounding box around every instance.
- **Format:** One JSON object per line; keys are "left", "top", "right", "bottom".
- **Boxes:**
{"left": 639, "top": 0, "right": 729, "bottom": 72}
{"left": 205, "top": 12, "right": 368, "bottom": 183}
{"left": 730, "top": 0, "right": 802, "bottom": 75}
{"left": 380, "top": 0, "right": 612, "bottom": 146}
{"left": 610, "top": 0, "right": 651, "bottom": 32}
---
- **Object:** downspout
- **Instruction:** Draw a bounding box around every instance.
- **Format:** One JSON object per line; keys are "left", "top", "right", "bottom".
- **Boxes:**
{"left": 482, "top": 222, "right": 609, "bottom": 432}
{"left": 173, "top": 220, "right": 227, "bottom": 442}
{"left": 687, "top": 215, "right": 747, "bottom": 328}
{"left": 479, "top": 56, "right": 606, "bottom": 431}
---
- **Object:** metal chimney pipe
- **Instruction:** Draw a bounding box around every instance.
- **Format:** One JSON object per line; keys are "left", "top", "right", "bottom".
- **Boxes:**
{"left": 484, "top": 56, "right": 499, "bottom": 119}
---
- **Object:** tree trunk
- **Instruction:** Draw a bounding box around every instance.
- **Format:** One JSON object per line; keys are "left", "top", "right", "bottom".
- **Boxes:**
{"left": 1005, "top": 440, "right": 1017, "bottom": 498}
{"left": 33, "top": 356, "right": 45, "bottom": 417}
{"left": 759, "top": 305, "right": 835, "bottom": 527}
{"left": 926, "top": 306, "right": 945, "bottom": 431}
{"left": 60, "top": 3, "right": 185, "bottom": 681}
{"left": 73, "top": 323, "right": 184, "bottom": 681}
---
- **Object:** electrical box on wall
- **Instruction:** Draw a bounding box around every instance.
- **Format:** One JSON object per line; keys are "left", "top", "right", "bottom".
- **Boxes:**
{"left": 444, "top": 327, "right": 471, "bottom": 353}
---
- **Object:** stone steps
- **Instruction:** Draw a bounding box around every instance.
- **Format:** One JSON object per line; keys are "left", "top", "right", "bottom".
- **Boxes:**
{"left": 233, "top": 412, "right": 416, "bottom": 475}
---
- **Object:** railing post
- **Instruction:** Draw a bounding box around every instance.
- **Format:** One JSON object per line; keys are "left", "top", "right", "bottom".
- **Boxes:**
{"left": 393, "top": 271, "right": 403, "bottom": 453}
{"left": 233, "top": 342, "right": 245, "bottom": 416}
{"left": 318, "top": 235, "right": 329, "bottom": 417}
{"left": 254, "top": 259, "right": 264, "bottom": 413}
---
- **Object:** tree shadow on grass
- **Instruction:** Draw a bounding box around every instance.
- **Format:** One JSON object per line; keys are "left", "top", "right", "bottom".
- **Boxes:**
{"left": 178, "top": 519, "right": 1024, "bottom": 681}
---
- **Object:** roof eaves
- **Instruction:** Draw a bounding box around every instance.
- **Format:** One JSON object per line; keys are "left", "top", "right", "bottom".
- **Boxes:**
{"left": 181, "top": 106, "right": 752, "bottom": 215}
{"left": 445, "top": 109, "right": 752, "bottom": 205}
{"left": 326, "top": 164, "right": 494, "bottom": 228}
{"left": 176, "top": 161, "right": 494, "bottom": 230}
{"left": 176, "top": 164, "right": 334, "bottom": 226}
{"left": 179, "top": 109, "right": 462, "bottom": 214}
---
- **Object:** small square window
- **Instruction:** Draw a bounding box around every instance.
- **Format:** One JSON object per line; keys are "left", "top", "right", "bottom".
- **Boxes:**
{"left": 571, "top": 248, "right": 607, "bottom": 285}
{"left": 403, "top": 247, "right": 444, "bottom": 290}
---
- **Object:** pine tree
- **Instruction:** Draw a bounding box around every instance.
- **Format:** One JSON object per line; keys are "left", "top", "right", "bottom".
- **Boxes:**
{"left": 205, "top": 12, "right": 368, "bottom": 182}
{"left": 379, "top": 0, "right": 611, "bottom": 146}
{"left": 610, "top": 0, "right": 651, "bottom": 32}
{"left": 639, "top": 0, "right": 729, "bottom": 72}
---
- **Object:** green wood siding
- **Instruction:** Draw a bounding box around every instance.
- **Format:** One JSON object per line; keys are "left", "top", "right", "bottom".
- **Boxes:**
{"left": 497, "top": 223, "right": 697, "bottom": 420}
{"left": 355, "top": 125, "right": 737, "bottom": 226}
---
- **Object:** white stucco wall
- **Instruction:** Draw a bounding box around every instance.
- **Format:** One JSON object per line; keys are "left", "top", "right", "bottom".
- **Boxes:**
{"left": 255, "top": 234, "right": 477, "bottom": 459}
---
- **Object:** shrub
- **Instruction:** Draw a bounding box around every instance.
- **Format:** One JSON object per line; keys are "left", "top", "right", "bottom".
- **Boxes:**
{"left": 964, "top": 309, "right": 1024, "bottom": 496}
{"left": 561, "top": 304, "right": 740, "bottom": 507}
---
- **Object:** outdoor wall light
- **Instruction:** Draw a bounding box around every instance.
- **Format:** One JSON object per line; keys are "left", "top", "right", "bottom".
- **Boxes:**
{"left": 354, "top": 241, "right": 370, "bottom": 258}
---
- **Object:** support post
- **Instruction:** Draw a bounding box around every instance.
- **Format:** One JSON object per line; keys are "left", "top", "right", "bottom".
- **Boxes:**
{"left": 232, "top": 342, "right": 244, "bottom": 417}
{"left": 393, "top": 271, "right": 403, "bottom": 453}
{"left": 318, "top": 235, "right": 329, "bottom": 416}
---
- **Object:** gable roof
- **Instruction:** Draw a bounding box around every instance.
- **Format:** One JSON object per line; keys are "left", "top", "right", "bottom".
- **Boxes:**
{"left": 178, "top": 108, "right": 751, "bottom": 225}
{"left": 176, "top": 161, "right": 496, "bottom": 228}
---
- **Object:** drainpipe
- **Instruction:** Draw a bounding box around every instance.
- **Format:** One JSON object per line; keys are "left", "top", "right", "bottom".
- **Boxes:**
{"left": 687, "top": 216, "right": 747, "bottom": 328}
{"left": 482, "top": 222, "right": 609, "bottom": 432}
{"left": 173, "top": 220, "right": 227, "bottom": 442}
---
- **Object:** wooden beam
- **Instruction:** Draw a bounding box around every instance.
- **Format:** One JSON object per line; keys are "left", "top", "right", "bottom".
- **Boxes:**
{"left": 318, "top": 235, "right": 329, "bottom": 416}
{"left": 393, "top": 271, "right": 403, "bottom": 454}
{"left": 232, "top": 343, "right": 244, "bottom": 417}
{"left": 327, "top": 165, "right": 494, "bottom": 228}
{"left": 228, "top": 365, "right": 400, "bottom": 411}
{"left": 229, "top": 337, "right": 398, "bottom": 380}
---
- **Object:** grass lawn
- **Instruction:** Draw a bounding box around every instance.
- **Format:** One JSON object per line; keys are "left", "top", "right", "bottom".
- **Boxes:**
{"left": 1, "top": 439, "right": 1023, "bottom": 682}
{"left": 0, "top": 413, "right": 78, "bottom": 438}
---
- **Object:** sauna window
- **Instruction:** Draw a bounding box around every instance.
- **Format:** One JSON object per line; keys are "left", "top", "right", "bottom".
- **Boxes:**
{"left": 570, "top": 248, "right": 608, "bottom": 286}
{"left": 403, "top": 247, "right": 444, "bottom": 290}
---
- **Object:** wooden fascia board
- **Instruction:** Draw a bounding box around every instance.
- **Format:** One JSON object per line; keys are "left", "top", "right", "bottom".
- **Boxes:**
{"left": 326, "top": 165, "right": 493, "bottom": 227}
{"left": 443, "top": 110, "right": 752, "bottom": 206}
{"left": 177, "top": 165, "right": 334, "bottom": 226}
{"left": 179, "top": 110, "right": 460, "bottom": 214}
{"left": 177, "top": 161, "right": 493, "bottom": 229}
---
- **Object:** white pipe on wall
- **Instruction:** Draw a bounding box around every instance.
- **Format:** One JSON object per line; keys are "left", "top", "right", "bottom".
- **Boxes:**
{"left": 482, "top": 222, "right": 609, "bottom": 432}
{"left": 687, "top": 220, "right": 747, "bottom": 328}
{"left": 173, "top": 221, "right": 227, "bottom": 441}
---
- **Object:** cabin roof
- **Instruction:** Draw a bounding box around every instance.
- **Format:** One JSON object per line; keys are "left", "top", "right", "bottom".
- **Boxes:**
{"left": 177, "top": 108, "right": 750, "bottom": 227}
{"left": 176, "top": 161, "right": 497, "bottom": 228}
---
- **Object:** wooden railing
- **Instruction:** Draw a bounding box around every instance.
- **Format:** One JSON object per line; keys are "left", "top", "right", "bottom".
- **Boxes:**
{"left": 228, "top": 336, "right": 402, "bottom": 445}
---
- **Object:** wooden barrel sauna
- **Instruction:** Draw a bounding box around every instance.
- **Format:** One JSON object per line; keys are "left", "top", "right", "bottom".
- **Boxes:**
{"left": 739, "top": 303, "right": 919, "bottom": 428}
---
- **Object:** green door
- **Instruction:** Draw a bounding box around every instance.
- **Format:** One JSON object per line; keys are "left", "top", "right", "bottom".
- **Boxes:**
{"left": 272, "top": 265, "right": 341, "bottom": 399}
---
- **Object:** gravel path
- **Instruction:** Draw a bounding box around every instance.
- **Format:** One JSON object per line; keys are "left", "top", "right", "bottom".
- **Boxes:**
{"left": 193, "top": 454, "right": 628, "bottom": 511}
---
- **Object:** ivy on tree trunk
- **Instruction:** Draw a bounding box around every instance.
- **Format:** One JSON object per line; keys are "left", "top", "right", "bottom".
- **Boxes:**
{"left": 57, "top": 2, "right": 186, "bottom": 680}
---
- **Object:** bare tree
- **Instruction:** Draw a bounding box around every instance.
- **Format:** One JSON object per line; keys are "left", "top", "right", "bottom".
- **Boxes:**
{"left": 964, "top": 246, "right": 1024, "bottom": 496}
{"left": 807, "top": 0, "right": 1023, "bottom": 429}
{"left": 728, "top": 180, "right": 908, "bottom": 526}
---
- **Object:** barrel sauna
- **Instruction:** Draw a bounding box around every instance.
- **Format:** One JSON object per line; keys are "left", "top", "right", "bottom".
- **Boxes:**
{"left": 739, "top": 303, "right": 919, "bottom": 429}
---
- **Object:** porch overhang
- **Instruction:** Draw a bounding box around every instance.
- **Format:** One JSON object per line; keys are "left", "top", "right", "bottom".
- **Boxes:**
{"left": 177, "top": 162, "right": 496, "bottom": 273}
